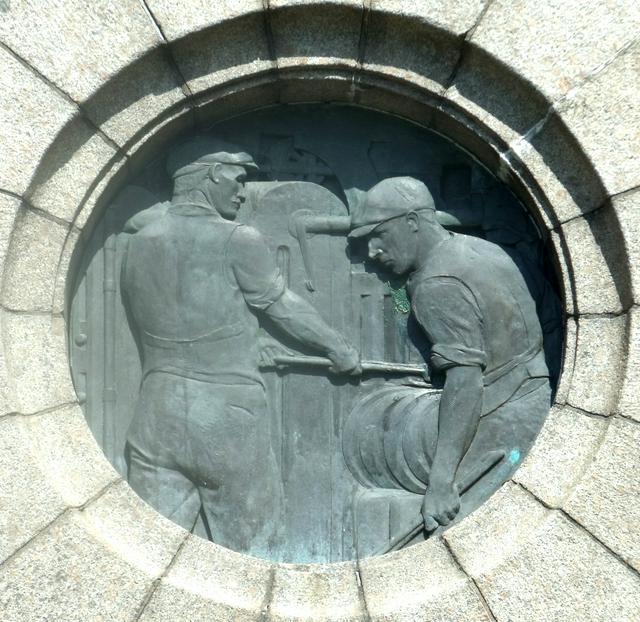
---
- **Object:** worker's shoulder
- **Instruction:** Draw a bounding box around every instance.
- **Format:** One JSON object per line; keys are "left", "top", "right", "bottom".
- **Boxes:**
{"left": 228, "top": 223, "right": 269, "bottom": 249}
{"left": 427, "top": 233, "right": 510, "bottom": 274}
{"left": 123, "top": 202, "right": 170, "bottom": 234}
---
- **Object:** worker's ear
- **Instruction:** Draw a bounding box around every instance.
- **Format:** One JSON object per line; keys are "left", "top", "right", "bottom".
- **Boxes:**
{"left": 209, "top": 163, "right": 222, "bottom": 184}
{"left": 406, "top": 211, "right": 419, "bottom": 232}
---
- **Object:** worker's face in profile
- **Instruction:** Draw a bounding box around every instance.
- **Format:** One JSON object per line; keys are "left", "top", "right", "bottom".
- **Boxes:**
{"left": 207, "top": 163, "right": 247, "bottom": 219}
{"left": 367, "top": 214, "right": 417, "bottom": 276}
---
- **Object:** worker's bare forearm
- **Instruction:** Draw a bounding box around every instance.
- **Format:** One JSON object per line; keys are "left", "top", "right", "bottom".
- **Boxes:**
{"left": 265, "top": 290, "right": 346, "bottom": 354}
{"left": 428, "top": 365, "right": 483, "bottom": 490}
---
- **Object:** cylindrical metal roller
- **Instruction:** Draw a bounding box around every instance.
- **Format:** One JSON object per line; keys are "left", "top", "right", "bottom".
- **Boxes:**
{"left": 343, "top": 385, "right": 441, "bottom": 494}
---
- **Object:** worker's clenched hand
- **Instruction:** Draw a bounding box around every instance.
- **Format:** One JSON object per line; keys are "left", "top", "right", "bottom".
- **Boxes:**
{"left": 421, "top": 483, "right": 460, "bottom": 533}
{"left": 327, "top": 342, "right": 362, "bottom": 376}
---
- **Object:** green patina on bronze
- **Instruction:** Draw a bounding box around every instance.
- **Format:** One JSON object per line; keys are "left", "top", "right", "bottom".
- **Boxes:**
{"left": 387, "top": 283, "right": 411, "bottom": 314}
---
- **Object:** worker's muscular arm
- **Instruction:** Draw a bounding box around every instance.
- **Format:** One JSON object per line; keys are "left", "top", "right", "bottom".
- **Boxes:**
{"left": 263, "top": 290, "right": 360, "bottom": 373}
{"left": 411, "top": 276, "right": 486, "bottom": 531}
{"left": 422, "top": 365, "right": 483, "bottom": 531}
{"left": 229, "top": 225, "right": 360, "bottom": 374}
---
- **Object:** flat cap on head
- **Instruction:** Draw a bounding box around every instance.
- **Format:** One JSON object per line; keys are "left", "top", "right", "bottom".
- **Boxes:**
{"left": 166, "top": 136, "right": 258, "bottom": 180}
{"left": 349, "top": 176, "right": 436, "bottom": 238}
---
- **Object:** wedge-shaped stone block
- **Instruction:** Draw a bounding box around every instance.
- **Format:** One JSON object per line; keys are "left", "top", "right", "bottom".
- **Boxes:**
{"left": 470, "top": 0, "right": 640, "bottom": 101}
{"left": 359, "top": 539, "right": 493, "bottom": 621}
{"left": 474, "top": 513, "right": 640, "bottom": 622}
{"left": 0, "top": 0, "right": 161, "bottom": 102}
{"left": 1, "top": 208, "right": 69, "bottom": 312}
{"left": 555, "top": 41, "right": 640, "bottom": 197}
{"left": 444, "top": 47, "right": 549, "bottom": 147}
{"left": 619, "top": 306, "right": 640, "bottom": 422}
{"left": 371, "top": 0, "right": 486, "bottom": 36}
{"left": 269, "top": 562, "right": 364, "bottom": 621}
{"left": 613, "top": 188, "right": 640, "bottom": 305}
{"left": 554, "top": 316, "right": 577, "bottom": 405}
{"left": 0, "top": 512, "right": 152, "bottom": 622}
{"left": 0, "top": 193, "right": 21, "bottom": 304}
{"left": 0, "top": 417, "right": 66, "bottom": 564}
{"left": 552, "top": 207, "right": 629, "bottom": 315}
{"left": 170, "top": 12, "right": 275, "bottom": 96}
{"left": 565, "top": 417, "right": 640, "bottom": 572}
{"left": 510, "top": 112, "right": 608, "bottom": 225}
{"left": 513, "top": 405, "right": 606, "bottom": 506}
{"left": 145, "top": 0, "right": 264, "bottom": 41}
{"left": 139, "top": 584, "right": 263, "bottom": 622}
{"left": 141, "top": 535, "right": 272, "bottom": 620}
{"left": 23, "top": 403, "right": 119, "bottom": 507}
{"left": 73, "top": 153, "right": 131, "bottom": 232}
{"left": 52, "top": 227, "right": 80, "bottom": 315}
{"left": 2, "top": 312, "right": 77, "bottom": 414}
{"left": 444, "top": 482, "right": 550, "bottom": 577}
{"left": 77, "top": 480, "right": 185, "bottom": 577}
{"left": 83, "top": 48, "right": 186, "bottom": 149}
{"left": 270, "top": 0, "right": 362, "bottom": 69}
{"left": 25, "top": 117, "right": 119, "bottom": 223}
{"left": 0, "top": 46, "right": 76, "bottom": 196}
{"left": 364, "top": 5, "right": 462, "bottom": 95}
{"left": 0, "top": 312, "right": 13, "bottom": 415}
{"left": 0, "top": 194, "right": 19, "bottom": 274}
{"left": 567, "top": 314, "right": 627, "bottom": 416}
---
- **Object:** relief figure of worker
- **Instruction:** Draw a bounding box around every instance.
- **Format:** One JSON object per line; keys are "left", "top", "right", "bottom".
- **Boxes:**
{"left": 348, "top": 177, "right": 552, "bottom": 533}
{"left": 120, "top": 137, "right": 360, "bottom": 557}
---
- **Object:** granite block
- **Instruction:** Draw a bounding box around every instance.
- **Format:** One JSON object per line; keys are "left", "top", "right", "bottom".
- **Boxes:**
{"left": 0, "top": 0, "right": 161, "bottom": 102}
{"left": 444, "top": 482, "right": 550, "bottom": 577}
{"left": 145, "top": 535, "right": 272, "bottom": 619}
{"left": 25, "top": 117, "right": 118, "bottom": 223}
{"left": 0, "top": 417, "right": 66, "bottom": 564}
{"left": 139, "top": 583, "right": 262, "bottom": 622}
{"left": 510, "top": 112, "right": 608, "bottom": 224}
{"left": 565, "top": 417, "right": 640, "bottom": 572}
{"left": 77, "top": 480, "right": 186, "bottom": 577}
{"left": 1, "top": 208, "right": 69, "bottom": 312}
{"left": 72, "top": 153, "right": 131, "bottom": 232}
{"left": 269, "top": 562, "right": 364, "bottom": 621}
{"left": 567, "top": 314, "right": 627, "bottom": 416}
{"left": 0, "top": 312, "right": 13, "bottom": 415}
{"left": 270, "top": 0, "right": 362, "bottom": 69}
{"left": 170, "top": 12, "right": 275, "bottom": 96}
{"left": 513, "top": 405, "right": 607, "bottom": 507}
{"left": 0, "top": 512, "right": 152, "bottom": 622}
{"left": 469, "top": 0, "right": 640, "bottom": 101}
{"left": 553, "top": 207, "right": 629, "bottom": 315}
{"left": 146, "top": 0, "right": 265, "bottom": 41}
{"left": 554, "top": 40, "right": 640, "bottom": 197}
{"left": 371, "top": 0, "right": 487, "bottom": 36}
{"left": 23, "top": 403, "right": 119, "bottom": 507}
{"left": 612, "top": 188, "right": 640, "bottom": 305}
{"left": 554, "top": 316, "right": 577, "bottom": 405}
{"left": 0, "top": 46, "right": 76, "bottom": 196}
{"left": 83, "top": 47, "right": 186, "bottom": 149}
{"left": 619, "top": 306, "right": 640, "bottom": 422}
{"left": 51, "top": 227, "right": 80, "bottom": 315}
{"left": 2, "top": 312, "right": 77, "bottom": 414}
{"left": 475, "top": 513, "right": 640, "bottom": 622}
{"left": 364, "top": 5, "right": 462, "bottom": 95}
{"left": 444, "top": 46, "right": 549, "bottom": 147}
{"left": 359, "top": 539, "right": 493, "bottom": 621}
{"left": 0, "top": 194, "right": 20, "bottom": 278}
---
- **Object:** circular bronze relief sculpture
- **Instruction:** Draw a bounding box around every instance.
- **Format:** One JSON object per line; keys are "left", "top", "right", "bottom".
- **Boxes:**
{"left": 69, "top": 106, "right": 561, "bottom": 563}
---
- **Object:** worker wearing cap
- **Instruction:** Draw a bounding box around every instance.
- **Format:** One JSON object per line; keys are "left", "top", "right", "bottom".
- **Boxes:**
{"left": 349, "top": 176, "right": 551, "bottom": 533}
{"left": 121, "top": 137, "right": 360, "bottom": 557}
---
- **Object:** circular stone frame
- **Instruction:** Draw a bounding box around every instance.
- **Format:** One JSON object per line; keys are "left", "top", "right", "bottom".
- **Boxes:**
{"left": 1, "top": 3, "right": 638, "bottom": 621}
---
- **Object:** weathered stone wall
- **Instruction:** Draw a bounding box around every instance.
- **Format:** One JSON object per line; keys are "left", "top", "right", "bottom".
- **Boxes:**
{"left": 0, "top": 1, "right": 638, "bottom": 620}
